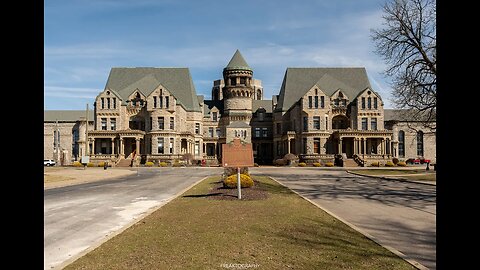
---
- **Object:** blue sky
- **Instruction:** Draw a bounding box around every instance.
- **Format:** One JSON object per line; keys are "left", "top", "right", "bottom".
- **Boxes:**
{"left": 44, "top": 0, "right": 394, "bottom": 110}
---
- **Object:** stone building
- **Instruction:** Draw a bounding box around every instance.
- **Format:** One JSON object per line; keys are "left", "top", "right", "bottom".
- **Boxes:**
{"left": 44, "top": 50, "right": 435, "bottom": 166}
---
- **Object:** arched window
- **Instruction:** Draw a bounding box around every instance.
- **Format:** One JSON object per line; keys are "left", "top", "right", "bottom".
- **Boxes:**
{"left": 257, "top": 89, "right": 261, "bottom": 100}
{"left": 398, "top": 130, "right": 405, "bottom": 157}
{"left": 417, "top": 131, "right": 424, "bottom": 156}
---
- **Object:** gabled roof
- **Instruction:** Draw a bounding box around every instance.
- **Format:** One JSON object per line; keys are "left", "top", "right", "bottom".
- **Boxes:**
{"left": 276, "top": 67, "right": 372, "bottom": 112}
{"left": 252, "top": 100, "right": 273, "bottom": 113}
{"left": 224, "top": 50, "right": 252, "bottom": 71}
{"left": 104, "top": 67, "right": 201, "bottom": 112}
{"left": 44, "top": 110, "right": 94, "bottom": 122}
{"left": 203, "top": 100, "right": 224, "bottom": 116}
{"left": 384, "top": 109, "right": 436, "bottom": 122}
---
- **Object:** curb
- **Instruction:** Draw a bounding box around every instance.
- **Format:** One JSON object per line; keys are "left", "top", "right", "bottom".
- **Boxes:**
{"left": 268, "top": 176, "right": 429, "bottom": 270}
{"left": 347, "top": 171, "right": 436, "bottom": 186}
{"left": 55, "top": 175, "right": 210, "bottom": 270}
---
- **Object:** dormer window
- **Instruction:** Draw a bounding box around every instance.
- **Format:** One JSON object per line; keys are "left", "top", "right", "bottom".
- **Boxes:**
{"left": 212, "top": 112, "right": 218, "bottom": 121}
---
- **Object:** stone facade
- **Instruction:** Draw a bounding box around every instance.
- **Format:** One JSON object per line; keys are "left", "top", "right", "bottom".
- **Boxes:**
{"left": 44, "top": 50, "right": 435, "bottom": 166}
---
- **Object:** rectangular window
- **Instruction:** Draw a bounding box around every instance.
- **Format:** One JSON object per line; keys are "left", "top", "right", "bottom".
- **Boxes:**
{"left": 153, "top": 96, "right": 157, "bottom": 108}
{"left": 216, "top": 128, "right": 221, "bottom": 137}
{"left": 195, "top": 141, "right": 200, "bottom": 155}
{"left": 320, "top": 96, "right": 324, "bottom": 108}
{"left": 195, "top": 123, "right": 200, "bottom": 134}
{"left": 159, "top": 96, "right": 163, "bottom": 108}
{"left": 110, "top": 118, "right": 116, "bottom": 130}
{"left": 374, "top": 97, "right": 378, "bottom": 109}
{"left": 101, "top": 98, "right": 104, "bottom": 109}
{"left": 255, "top": 128, "right": 260, "bottom": 138}
{"left": 230, "top": 78, "right": 236, "bottom": 86}
{"left": 303, "top": 116, "right": 308, "bottom": 131}
{"left": 361, "top": 97, "right": 365, "bottom": 109}
{"left": 170, "top": 117, "right": 174, "bottom": 130}
{"left": 313, "top": 138, "right": 320, "bottom": 154}
{"left": 303, "top": 138, "right": 307, "bottom": 154}
{"left": 149, "top": 117, "right": 152, "bottom": 131}
{"left": 262, "top": 127, "right": 268, "bottom": 137}
{"left": 107, "top": 98, "right": 110, "bottom": 109}
{"left": 157, "top": 137, "right": 164, "bottom": 154}
{"left": 371, "top": 118, "right": 377, "bottom": 130}
{"left": 313, "top": 116, "right": 320, "bottom": 130}
{"left": 314, "top": 96, "right": 319, "bottom": 108}
{"left": 53, "top": 130, "right": 59, "bottom": 150}
{"left": 101, "top": 118, "right": 107, "bottom": 130}
{"left": 113, "top": 98, "right": 116, "bottom": 109}
{"left": 361, "top": 117, "right": 368, "bottom": 130}
{"left": 170, "top": 138, "right": 174, "bottom": 154}
{"left": 212, "top": 112, "right": 218, "bottom": 121}
{"left": 158, "top": 117, "right": 164, "bottom": 130}
{"left": 276, "top": 123, "right": 281, "bottom": 135}
{"left": 334, "top": 99, "right": 339, "bottom": 106}
{"left": 325, "top": 116, "right": 328, "bottom": 130}
{"left": 368, "top": 97, "right": 372, "bottom": 109}
{"left": 308, "top": 96, "right": 313, "bottom": 108}
{"left": 209, "top": 127, "right": 214, "bottom": 137}
{"left": 165, "top": 96, "right": 169, "bottom": 108}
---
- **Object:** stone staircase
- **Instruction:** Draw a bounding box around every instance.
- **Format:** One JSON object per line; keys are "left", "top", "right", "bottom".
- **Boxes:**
{"left": 343, "top": 158, "right": 360, "bottom": 167}
{"left": 116, "top": 158, "right": 132, "bottom": 167}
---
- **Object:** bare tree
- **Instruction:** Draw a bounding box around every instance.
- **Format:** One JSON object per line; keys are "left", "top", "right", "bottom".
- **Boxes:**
{"left": 372, "top": 0, "right": 436, "bottom": 130}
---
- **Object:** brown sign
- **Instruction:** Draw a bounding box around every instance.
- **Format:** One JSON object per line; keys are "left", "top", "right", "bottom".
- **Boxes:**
{"left": 222, "top": 138, "right": 254, "bottom": 167}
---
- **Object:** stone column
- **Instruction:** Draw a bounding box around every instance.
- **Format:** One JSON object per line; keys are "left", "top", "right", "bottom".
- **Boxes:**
{"left": 363, "top": 138, "right": 367, "bottom": 155}
{"left": 287, "top": 138, "right": 291, "bottom": 153}
{"left": 136, "top": 138, "right": 140, "bottom": 155}
{"left": 91, "top": 138, "right": 95, "bottom": 156}
{"left": 338, "top": 138, "right": 342, "bottom": 154}
{"left": 111, "top": 138, "right": 115, "bottom": 155}
{"left": 119, "top": 138, "right": 124, "bottom": 156}
{"left": 382, "top": 138, "right": 386, "bottom": 156}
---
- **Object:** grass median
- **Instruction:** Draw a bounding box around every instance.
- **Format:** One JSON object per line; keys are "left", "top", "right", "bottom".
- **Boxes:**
{"left": 351, "top": 169, "right": 436, "bottom": 182}
{"left": 65, "top": 175, "right": 415, "bottom": 270}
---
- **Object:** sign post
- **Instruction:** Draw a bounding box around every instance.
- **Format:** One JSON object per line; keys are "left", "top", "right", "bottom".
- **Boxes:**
{"left": 222, "top": 138, "right": 254, "bottom": 200}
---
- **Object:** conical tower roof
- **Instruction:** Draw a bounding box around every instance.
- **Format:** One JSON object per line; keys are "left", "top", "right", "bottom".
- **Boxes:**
{"left": 224, "top": 49, "right": 252, "bottom": 71}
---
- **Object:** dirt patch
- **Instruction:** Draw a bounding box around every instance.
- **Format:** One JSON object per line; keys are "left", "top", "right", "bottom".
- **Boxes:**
{"left": 199, "top": 179, "right": 268, "bottom": 201}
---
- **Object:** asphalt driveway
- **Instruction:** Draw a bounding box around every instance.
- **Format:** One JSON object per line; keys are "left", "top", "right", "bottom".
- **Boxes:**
{"left": 44, "top": 167, "right": 222, "bottom": 270}
{"left": 250, "top": 167, "right": 436, "bottom": 270}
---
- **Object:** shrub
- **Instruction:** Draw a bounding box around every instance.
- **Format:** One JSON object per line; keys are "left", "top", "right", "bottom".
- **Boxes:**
{"left": 254, "top": 163, "right": 259, "bottom": 167}
{"left": 87, "top": 162, "right": 95, "bottom": 167}
{"left": 283, "top": 153, "right": 298, "bottom": 161}
{"left": 97, "top": 161, "right": 105, "bottom": 167}
{"left": 298, "top": 162, "right": 307, "bottom": 167}
{"left": 325, "top": 162, "right": 334, "bottom": 167}
{"left": 224, "top": 167, "right": 249, "bottom": 177}
{"left": 159, "top": 162, "right": 168, "bottom": 167}
{"left": 313, "top": 162, "right": 321, "bottom": 167}
{"left": 73, "top": 161, "right": 82, "bottom": 167}
{"left": 385, "top": 161, "right": 395, "bottom": 167}
{"left": 145, "top": 161, "right": 154, "bottom": 167}
{"left": 392, "top": 157, "right": 399, "bottom": 165}
{"left": 181, "top": 153, "right": 194, "bottom": 164}
{"left": 223, "top": 174, "right": 254, "bottom": 188}
{"left": 370, "top": 161, "right": 380, "bottom": 167}
{"left": 274, "top": 159, "right": 287, "bottom": 166}
{"left": 397, "top": 161, "right": 407, "bottom": 167}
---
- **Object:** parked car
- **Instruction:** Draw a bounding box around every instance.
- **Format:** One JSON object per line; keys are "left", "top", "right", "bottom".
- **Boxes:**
{"left": 44, "top": 159, "right": 56, "bottom": 166}
{"left": 406, "top": 158, "right": 431, "bottom": 165}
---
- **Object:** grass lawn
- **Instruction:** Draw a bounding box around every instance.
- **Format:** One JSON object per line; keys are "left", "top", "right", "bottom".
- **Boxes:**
{"left": 352, "top": 169, "right": 433, "bottom": 176}
{"left": 44, "top": 173, "right": 74, "bottom": 183}
{"left": 65, "top": 176, "right": 415, "bottom": 270}
{"left": 401, "top": 173, "right": 436, "bottom": 181}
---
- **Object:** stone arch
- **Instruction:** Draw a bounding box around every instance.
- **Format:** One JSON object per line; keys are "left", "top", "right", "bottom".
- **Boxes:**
{"left": 332, "top": 115, "right": 349, "bottom": 129}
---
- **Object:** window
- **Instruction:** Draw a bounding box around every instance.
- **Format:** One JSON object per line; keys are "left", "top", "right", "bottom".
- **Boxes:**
{"left": 195, "top": 123, "right": 200, "bottom": 134}
{"left": 313, "top": 116, "right": 320, "bottom": 130}
{"left": 313, "top": 138, "right": 320, "bottom": 154}
{"left": 230, "top": 78, "right": 236, "bottom": 86}
{"left": 361, "top": 117, "right": 368, "bottom": 130}
{"left": 110, "top": 118, "right": 116, "bottom": 130}
{"left": 371, "top": 118, "right": 377, "bottom": 130}
{"left": 149, "top": 117, "right": 152, "bottom": 131}
{"left": 165, "top": 96, "right": 169, "bottom": 108}
{"left": 367, "top": 97, "right": 372, "bottom": 109}
{"left": 303, "top": 138, "right": 307, "bottom": 153}
{"left": 320, "top": 96, "right": 324, "bottom": 108}
{"left": 314, "top": 96, "right": 319, "bottom": 108}
{"left": 107, "top": 98, "right": 110, "bottom": 109}
{"left": 113, "top": 98, "right": 116, "bottom": 109}
{"left": 315, "top": 89, "right": 318, "bottom": 95}
{"left": 254, "top": 128, "right": 260, "bottom": 137}
{"left": 417, "top": 131, "right": 424, "bottom": 156}
{"left": 212, "top": 112, "right": 218, "bottom": 121}
{"left": 158, "top": 117, "right": 164, "bottom": 130}
{"left": 276, "top": 123, "right": 281, "bottom": 135}
{"left": 53, "top": 130, "right": 60, "bottom": 150}
{"left": 374, "top": 97, "right": 378, "bottom": 109}
{"left": 334, "top": 99, "right": 339, "bottom": 106}
{"left": 262, "top": 128, "right": 268, "bottom": 137}
{"left": 169, "top": 138, "right": 174, "bottom": 154}
{"left": 157, "top": 137, "right": 164, "bottom": 154}
{"left": 308, "top": 96, "right": 313, "bottom": 108}
{"left": 159, "top": 95, "right": 163, "bottom": 108}
{"left": 398, "top": 131, "right": 405, "bottom": 157}
{"left": 170, "top": 117, "right": 174, "bottom": 130}
{"left": 303, "top": 116, "right": 308, "bottom": 131}
{"left": 257, "top": 112, "right": 264, "bottom": 121}
{"left": 240, "top": 77, "right": 246, "bottom": 85}
{"left": 101, "top": 118, "right": 107, "bottom": 130}
{"left": 216, "top": 128, "right": 221, "bottom": 137}
{"left": 361, "top": 97, "right": 365, "bottom": 109}
{"left": 101, "top": 98, "right": 104, "bottom": 109}
{"left": 325, "top": 116, "right": 328, "bottom": 130}
{"left": 153, "top": 96, "right": 157, "bottom": 108}
{"left": 209, "top": 127, "right": 214, "bottom": 137}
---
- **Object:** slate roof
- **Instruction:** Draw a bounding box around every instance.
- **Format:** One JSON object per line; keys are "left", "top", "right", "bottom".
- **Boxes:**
{"left": 104, "top": 67, "right": 201, "bottom": 112}
{"left": 384, "top": 109, "right": 436, "bottom": 122}
{"left": 252, "top": 100, "right": 273, "bottom": 113}
{"left": 44, "top": 110, "right": 94, "bottom": 122}
{"left": 224, "top": 50, "right": 252, "bottom": 71}
{"left": 203, "top": 100, "right": 224, "bottom": 117}
{"left": 276, "top": 67, "right": 373, "bottom": 112}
